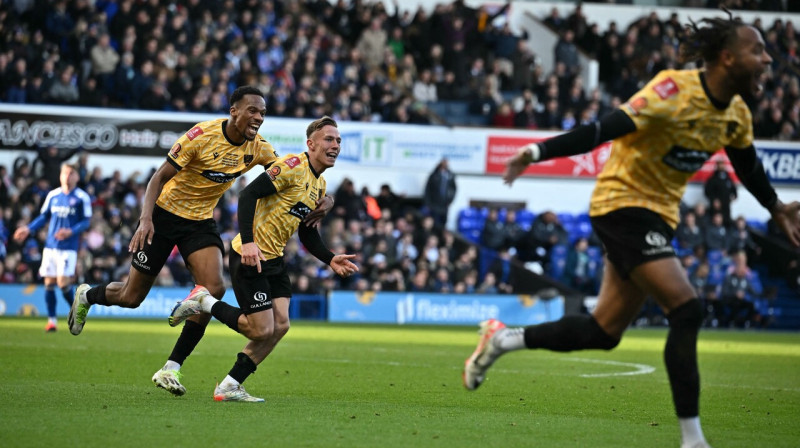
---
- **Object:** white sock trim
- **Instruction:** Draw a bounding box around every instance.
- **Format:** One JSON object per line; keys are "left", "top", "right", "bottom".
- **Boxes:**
{"left": 679, "top": 416, "right": 706, "bottom": 446}
{"left": 163, "top": 360, "right": 181, "bottom": 371}
{"left": 200, "top": 295, "right": 218, "bottom": 313}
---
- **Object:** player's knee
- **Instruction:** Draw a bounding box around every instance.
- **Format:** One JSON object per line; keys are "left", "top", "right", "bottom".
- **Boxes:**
{"left": 588, "top": 316, "right": 620, "bottom": 350}
{"left": 249, "top": 326, "right": 274, "bottom": 342}
{"left": 205, "top": 282, "right": 225, "bottom": 300}
{"left": 274, "top": 321, "right": 290, "bottom": 340}
{"left": 667, "top": 298, "right": 703, "bottom": 330}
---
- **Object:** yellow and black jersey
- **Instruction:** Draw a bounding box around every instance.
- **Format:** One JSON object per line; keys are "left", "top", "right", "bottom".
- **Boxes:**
{"left": 157, "top": 118, "right": 279, "bottom": 220}
{"left": 590, "top": 69, "right": 753, "bottom": 228}
{"left": 231, "top": 152, "right": 326, "bottom": 260}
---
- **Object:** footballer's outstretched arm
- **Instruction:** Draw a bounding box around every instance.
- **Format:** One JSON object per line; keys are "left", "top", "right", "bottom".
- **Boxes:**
{"left": 725, "top": 145, "right": 800, "bottom": 246}
{"left": 298, "top": 224, "right": 358, "bottom": 277}
{"left": 503, "top": 110, "right": 637, "bottom": 185}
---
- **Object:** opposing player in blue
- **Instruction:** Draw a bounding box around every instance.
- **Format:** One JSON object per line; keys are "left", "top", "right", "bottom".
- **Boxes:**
{"left": 14, "top": 163, "right": 91, "bottom": 332}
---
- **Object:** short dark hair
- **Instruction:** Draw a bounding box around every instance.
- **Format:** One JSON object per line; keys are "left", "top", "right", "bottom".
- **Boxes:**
{"left": 306, "top": 115, "right": 338, "bottom": 138}
{"left": 229, "top": 86, "right": 264, "bottom": 107}
{"left": 679, "top": 9, "right": 746, "bottom": 65}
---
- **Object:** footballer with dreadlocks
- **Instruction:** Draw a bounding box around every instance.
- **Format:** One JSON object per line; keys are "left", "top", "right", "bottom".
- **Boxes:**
{"left": 464, "top": 11, "right": 800, "bottom": 448}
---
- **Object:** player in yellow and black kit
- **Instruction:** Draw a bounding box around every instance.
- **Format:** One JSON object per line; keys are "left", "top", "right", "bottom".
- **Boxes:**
{"left": 68, "top": 87, "right": 333, "bottom": 396}
{"left": 168, "top": 116, "right": 358, "bottom": 402}
{"left": 464, "top": 13, "right": 800, "bottom": 448}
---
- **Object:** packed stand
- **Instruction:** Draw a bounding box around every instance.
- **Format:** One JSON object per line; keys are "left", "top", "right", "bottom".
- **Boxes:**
{"left": 0, "top": 151, "right": 505, "bottom": 299}
{"left": 457, "top": 198, "right": 775, "bottom": 328}
{"left": 1, "top": 1, "right": 797, "bottom": 138}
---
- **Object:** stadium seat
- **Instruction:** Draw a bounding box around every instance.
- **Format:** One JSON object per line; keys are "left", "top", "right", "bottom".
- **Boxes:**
{"left": 746, "top": 219, "right": 767, "bottom": 234}
{"left": 707, "top": 250, "right": 724, "bottom": 267}
{"left": 557, "top": 212, "right": 576, "bottom": 225}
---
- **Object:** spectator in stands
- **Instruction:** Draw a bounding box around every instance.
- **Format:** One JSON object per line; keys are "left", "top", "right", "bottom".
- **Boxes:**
{"left": 563, "top": 237, "right": 597, "bottom": 294}
{"left": 423, "top": 158, "right": 457, "bottom": 231}
{"left": 48, "top": 65, "right": 80, "bottom": 105}
{"left": 501, "top": 209, "right": 525, "bottom": 253}
{"left": 704, "top": 160, "right": 738, "bottom": 226}
{"left": 720, "top": 251, "right": 762, "bottom": 328}
{"left": 489, "top": 247, "right": 514, "bottom": 294}
{"left": 704, "top": 212, "right": 729, "bottom": 254}
{"left": 554, "top": 29, "right": 580, "bottom": 75}
{"left": 333, "top": 178, "right": 365, "bottom": 225}
{"left": 32, "top": 146, "right": 82, "bottom": 191}
{"left": 728, "top": 215, "right": 760, "bottom": 258}
{"left": 528, "top": 210, "right": 568, "bottom": 262}
{"left": 675, "top": 211, "right": 705, "bottom": 250}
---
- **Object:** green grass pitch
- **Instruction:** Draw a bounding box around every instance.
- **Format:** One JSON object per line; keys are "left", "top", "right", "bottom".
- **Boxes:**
{"left": 1, "top": 318, "right": 798, "bottom": 447}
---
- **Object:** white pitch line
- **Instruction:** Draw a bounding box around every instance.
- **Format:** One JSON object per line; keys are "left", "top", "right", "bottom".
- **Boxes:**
{"left": 563, "top": 357, "right": 656, "bottom": 378}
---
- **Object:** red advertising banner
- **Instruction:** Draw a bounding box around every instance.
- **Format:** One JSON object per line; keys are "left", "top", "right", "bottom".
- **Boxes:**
{"left": 485, "top": 135, "right": 737, "bottom": 183}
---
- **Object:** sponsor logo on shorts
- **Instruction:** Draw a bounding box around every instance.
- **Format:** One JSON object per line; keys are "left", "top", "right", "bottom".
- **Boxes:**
{"left": 132, "top": 251, "right": 151, "bottom": 271}
{"left": 250, "top": 291, "right": 272, "bottom": 308}
{"left": 642, "top": 231, "right": 673, "bottom": 256}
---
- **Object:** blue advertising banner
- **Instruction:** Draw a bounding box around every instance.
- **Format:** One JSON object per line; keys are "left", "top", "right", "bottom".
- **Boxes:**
{"left": 328, "top": 291, "right": 564, "bottom": 326}
{"left": 757, "top": 145, "right": 800, "bottom": 184}
{"left": 0, "top": 285, "right": 235, "bottom": 318}
{"left": 0, "top": 284, "right": 327, "bottom": 320}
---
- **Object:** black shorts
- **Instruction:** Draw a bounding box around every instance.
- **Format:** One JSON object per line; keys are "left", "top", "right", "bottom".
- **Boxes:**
{"left": 130, "top": 205, "right": 224, "bottom": 275}
{"left": 229, "top": 250, "right": 292, "bottom": 315}
{"left": 590, "top": 207, "right": 676, "bottom": 279}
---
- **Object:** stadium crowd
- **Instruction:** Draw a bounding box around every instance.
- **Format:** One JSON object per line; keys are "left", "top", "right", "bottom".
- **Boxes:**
{"left": 1, "top": 1, "right": 800, "bottom": 139}
{"left": 0, "top": 151, "right": 508, "bottom": 299}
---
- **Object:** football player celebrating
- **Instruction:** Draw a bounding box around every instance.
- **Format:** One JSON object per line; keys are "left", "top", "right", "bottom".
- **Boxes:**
{"left": 464, "top": 13, "right": 800, "bottom": 448}
{"left": 169, "top": 116, "right": 357, "bottom": 401}
{"left": 68, "top": 86, "right": 333, "bottom": 396}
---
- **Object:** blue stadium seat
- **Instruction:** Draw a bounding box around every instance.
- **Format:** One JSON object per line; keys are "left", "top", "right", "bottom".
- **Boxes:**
{"left": 586, "top": 246, "right": 603, "bottom": 262}
{"left": 557, "top": 212, "right": 575, "bottom": 225}
{"left": 549, "top": 245, "right": 568, "bottom": 280}
{"left": 575, "top": 221, "right": 593, "bottom": 240}
{"left": 517, "top": 209, "right": 535, "bottom": 224}
{"left": 746, "top": 219, "right": 767, "bottom": 234}
{"left": 707, "top": 250, "right": 724, "bottom": 267}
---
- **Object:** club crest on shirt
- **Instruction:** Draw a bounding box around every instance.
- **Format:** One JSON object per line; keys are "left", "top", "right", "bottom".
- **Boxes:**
{"left": 653, "top": 77, "right": 679, "bottom": 99}
{"left": 268, "top": 166, "right": 281, "bottom": 180}
{"left": 726, "top": 121, "right": 738, "bottom": 138}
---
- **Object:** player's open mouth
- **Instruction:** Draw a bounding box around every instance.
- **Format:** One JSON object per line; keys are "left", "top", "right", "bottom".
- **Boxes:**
{"left": 248, "top": 124, "right": 260, "bottom": 134}
{"left": 325, "top": 151, "right": 338, "bottom": 162}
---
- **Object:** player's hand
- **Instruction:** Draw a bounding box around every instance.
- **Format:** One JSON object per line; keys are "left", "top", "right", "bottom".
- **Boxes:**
{"left": 54, "top": 228, "right": 72, "bottom": 240}
{"left": 502, "top": 144, "right": 537, "bottom": 186}
{"left": 129, "top": 217, "right": 155, "bottom": 253}
{"left": 770, "top": 200, "right": 800, "bottom": 247}
{"left": 241, "top": 242, "right": 266, "bottom": 273}
{"left": 330, "top": 254, "right": 359, "bottom": 277}
{"left": 304, "top": 195, "right": 334, "bottom": 228}
{"left": 12, "top": 226, "right": 30, "bottom": 243}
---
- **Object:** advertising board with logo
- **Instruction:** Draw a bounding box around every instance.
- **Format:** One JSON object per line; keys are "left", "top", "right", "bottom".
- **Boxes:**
{"left": 329, "top": 291, "right": 564, "bottom": 326}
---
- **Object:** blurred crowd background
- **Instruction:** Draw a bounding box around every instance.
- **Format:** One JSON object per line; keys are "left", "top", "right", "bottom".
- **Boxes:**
{"left": 1, "top": 0, "right": 800, "bottom": 138}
